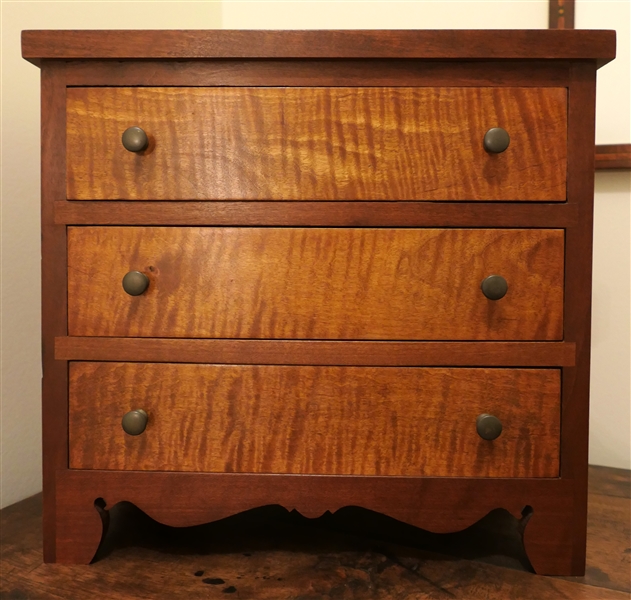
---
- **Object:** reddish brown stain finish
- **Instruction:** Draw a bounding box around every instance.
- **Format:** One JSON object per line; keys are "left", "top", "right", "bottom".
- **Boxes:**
{"left": 40, "top": 63, "right": 68, "bottom": 564}
{"left": 595, "top": 144, "right": 631, "bottom": 170}
{"left": 66, "top": 87, "right": 568, "bottom": 201}
{"left": 561, "top": 62, "right": 598, "bottom": 576}
{"left": 2, "top": 466, "right": 629, "bottom": 593}
{"left": 62, "top": 59, "right": 572, "bottom": 88}
{"left": 67, "top": 227, "right": 564, "bottom": 340}
{"left": 549, "top": 0, "right": 576, "bottom": 30}
{"left": 54, "top": 337, "right": 578, "bottom": 367}
{"left": 24, "top": 29, "right": 612, "bottom": 573}
{"left": 21, "top": 29, "right": 616, "bottom": 65}
{"left": 54, "top": 200, "right": 578, "bottom": 228}
{"left": 51, "top": 469, "right": 578, "bottom": 571}
{"left": 69, "top": 363, "right": 561, "bottom": 477}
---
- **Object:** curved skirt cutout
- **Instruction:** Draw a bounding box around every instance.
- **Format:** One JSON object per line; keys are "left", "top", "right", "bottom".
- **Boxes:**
{"left": 53, "top": 470, "right": 578, "bottom": 574}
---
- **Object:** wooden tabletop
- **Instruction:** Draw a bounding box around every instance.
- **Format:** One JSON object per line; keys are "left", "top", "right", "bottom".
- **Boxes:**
{"left": 21, "top": 30, "right": 616, "bottom": 67}
{"left": 1, "top": 465, "right": 629, "bottom": 599}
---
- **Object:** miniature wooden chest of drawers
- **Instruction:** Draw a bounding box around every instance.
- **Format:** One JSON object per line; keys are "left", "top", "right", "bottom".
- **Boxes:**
{"left": 22, "top": 29, "right": 615, "bottom": 575}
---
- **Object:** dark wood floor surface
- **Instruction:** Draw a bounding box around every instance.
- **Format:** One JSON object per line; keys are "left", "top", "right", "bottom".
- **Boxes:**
{"left": 1, "top": 466, "right": 629, "bottom": 599}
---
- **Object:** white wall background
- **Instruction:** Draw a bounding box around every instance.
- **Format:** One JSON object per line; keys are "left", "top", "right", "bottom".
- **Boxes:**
{"left": 577, "top": 0, "right": 631, "bottom": 471}
{"left": 222, "top": 0, "right": 548, "bottom": 29}
{"left": 1, "top": 0, "right": 629, "bottom": 509}
{"left": 1, "top": 1, "right": 223, "bottom": 509}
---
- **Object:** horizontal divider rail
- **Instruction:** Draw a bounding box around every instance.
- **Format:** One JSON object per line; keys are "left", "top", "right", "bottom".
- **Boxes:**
{"left": 56, "top": 338, "right": 576, "bottom": 367}
{"left": 55, "top": 201, "right": 578, "bottom": 227}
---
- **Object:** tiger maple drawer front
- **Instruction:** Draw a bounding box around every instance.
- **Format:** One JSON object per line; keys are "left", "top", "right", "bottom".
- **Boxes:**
{"left": 66, "top": 87, "right": 567, "bottom": 201}
{"left": 67, "top": 226, "right": 564, "bottom": 340}
{"left": 68, "top": 362, "right": 561, "bottom": 477}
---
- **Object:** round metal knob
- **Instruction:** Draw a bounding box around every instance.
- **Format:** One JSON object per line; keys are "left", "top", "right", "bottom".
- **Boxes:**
{"left": 481, "top": 275, "right": 508, "bottom": 301}
{"left": 476, "top": 414, "right": 503, "bottom": 441}
{"left": 483, "top": 127, "right": 510, "bottom": 153}
{"left": 122, "top": 126, "right": 149, "bottom": 152}
{"left": 122, "top": 271, "right": 149, "bottom": 296}
{"left": 121, "top": 409, "right": 148, "bottom": 436}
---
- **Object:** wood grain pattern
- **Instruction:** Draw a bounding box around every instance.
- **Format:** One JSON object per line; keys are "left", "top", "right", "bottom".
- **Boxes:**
{"left": 40, "top": 62, "right": 68, "bottom": 564}
{"left": 54, "top": 200, "right": 579, "bottom": 227}
{"left": 68, "top": 227, "right": 565, "bottom": 341}
{"left": 66, "top": 87, "right": 568, "bottom": 201}
{"left": 69, "top": 363, "right": 561, "bottom": 478}
{"left": 22, "top": 29, "right": 616, "bottom": 66}
{"left": 561, "top": 62, "right": 598, "bottom": 575}
{"left": 52, "top": 470, "right": 578, "bottom": 571}
{"left": 55, "top": 338, "right": 577, "bottom": 367}
{"left": 585, "top": 465, "right": 631, "bottom": 499}
{"left": 566, "top": 490, "right": 631, "bottom": 592}
{"left": 3, "top": 466, "right": 628, "bottom": 589}
{"left": 549, "top": 0, "right": 575, "bottom": 30}
{"left": 63, "top": 59, "right": 572, "bottom": 88}
{"left": 595, "top": 144, "right": 631, "bottom": 170}
{"left": 25, "top": 30, "right": 610, "bottom": 574}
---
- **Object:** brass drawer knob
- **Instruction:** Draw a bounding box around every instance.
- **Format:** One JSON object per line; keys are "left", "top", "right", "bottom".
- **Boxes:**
{"left": 483, "top": 127, "right": 510, "bottom": 153}
{"left": 122, "top": 409, "right": 148, "bottom": 436}
{"left": 481, "top": 274, "right": 508, "bottom": 300}
{"left": 122, "top": 271, "right": 149, "bottom": 296}
{"left": 122, "top": 126, "right": 149, "bottom": 152}
{"left": 476, "top": 414, "right": 503, "bottom": 441}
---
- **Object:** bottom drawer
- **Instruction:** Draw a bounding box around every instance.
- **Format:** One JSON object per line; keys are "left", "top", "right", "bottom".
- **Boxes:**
{"left": 69, "top": 363, "right": 560, "bottom": 478}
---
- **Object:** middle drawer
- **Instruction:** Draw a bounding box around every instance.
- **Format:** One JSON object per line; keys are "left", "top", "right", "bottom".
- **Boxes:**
{"left": 67, "top": 227, "right": 564, "bottom": 340}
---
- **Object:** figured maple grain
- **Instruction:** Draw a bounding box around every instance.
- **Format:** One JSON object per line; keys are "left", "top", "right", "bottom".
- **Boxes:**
{"left": 68, "top": 363, "right": 560, "bottom": 477}
{"left": 67, "top": 227, "right": 564, "bottom": 340}
{"left": 66, "top": 87, "right": 568, "bottom": 201}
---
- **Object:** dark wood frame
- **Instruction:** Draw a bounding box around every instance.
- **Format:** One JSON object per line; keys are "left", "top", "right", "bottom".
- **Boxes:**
{"left": 594, "top": 144, "right": 631, "bottom": 170}
{"left": 549, "top": 0, "right": 576, "bottom": 30}
{"left": 549, "top": 0, "right": 631, "bottom": 170}
{"left": 22, "top": 30, "right": 615, "bottom": 65}
{"left": 28, "top": 30, "right": 614, "bottom": 575}
{"left": 40, "top": 62, "right": 68, "bottom": 565}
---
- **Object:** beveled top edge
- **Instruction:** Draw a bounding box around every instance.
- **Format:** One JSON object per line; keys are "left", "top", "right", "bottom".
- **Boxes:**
{"left": 22, "top": 29, "right": 616, "bottom": 68}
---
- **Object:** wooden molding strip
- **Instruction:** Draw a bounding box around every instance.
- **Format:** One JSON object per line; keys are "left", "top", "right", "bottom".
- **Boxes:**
{"left": 54, "top": 201, "right": 578, "bottom": 228}
{"left": 55, "top": 337, "right": 576, "bottom": 367}
{"left": 22, "top": 30, "right": 615, "bottom": 67}
{"left": 63, "top": 59, "right": 571, "bottom": 88}
{"left": 595, "top": 144, "right": 631, "bottom": 170}
{"left": 549, "top": 0, "right": 575, "bottom": 30}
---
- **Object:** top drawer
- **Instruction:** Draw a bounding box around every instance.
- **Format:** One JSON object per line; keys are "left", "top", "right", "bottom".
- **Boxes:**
{"left": 66, "top": 87, "right": 567, "bottom": 201}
